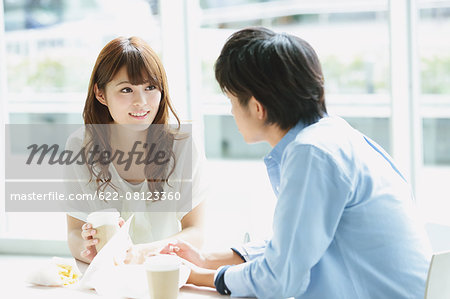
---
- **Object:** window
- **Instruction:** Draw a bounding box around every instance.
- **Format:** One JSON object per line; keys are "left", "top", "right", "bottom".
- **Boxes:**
{"left": 198, "top": 0, "right": 391, "bottom": 243}
{"left": 1, "top": 0, "right": 170, "bottom": 247}
{"left": 1, "top": 0, "right": 450, "bottom": 254}
{"left": 200, "top": 0, "right": 391, "bottom": 157}
{"left": 416, "top": 0, "right": 450, "bottom": 225}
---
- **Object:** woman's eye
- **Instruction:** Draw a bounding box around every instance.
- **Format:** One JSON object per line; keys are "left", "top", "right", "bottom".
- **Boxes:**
{"left": 121, "top": 87, "right": 132, "bottom": 93}
{"left": 146, "top": 85, "right": 156, "bottom": 91}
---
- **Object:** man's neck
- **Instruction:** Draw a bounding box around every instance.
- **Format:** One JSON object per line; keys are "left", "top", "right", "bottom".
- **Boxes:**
{"left": 264, "top": 124, "right": 289, "bottom": 148}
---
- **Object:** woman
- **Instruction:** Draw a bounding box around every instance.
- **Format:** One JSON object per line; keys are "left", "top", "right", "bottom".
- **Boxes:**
{"left": 65, "top": 36, "right": 206, "bottom": 264}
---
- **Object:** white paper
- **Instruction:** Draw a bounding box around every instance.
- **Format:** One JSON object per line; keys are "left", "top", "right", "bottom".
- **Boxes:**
{"left": 25, "top": 257, "right": 82, "bottom": 287}
{"left": 24, "top": 215, "right": 189, "bottom": 298}
{"left": 76, "top": 214, "right": 190, "bottom": 298}
{"left": 76, "top": 214, "right": 134, "bottom": 290}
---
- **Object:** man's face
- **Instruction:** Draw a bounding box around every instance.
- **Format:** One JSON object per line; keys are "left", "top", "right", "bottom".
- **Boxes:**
{"left": 226, "top": 92, "right": 265, "bottom": 144}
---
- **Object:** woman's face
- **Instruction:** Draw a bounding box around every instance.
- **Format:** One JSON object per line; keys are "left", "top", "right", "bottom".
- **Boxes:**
{"left": 96, "top": 66, "right": 161, "bottom": 128}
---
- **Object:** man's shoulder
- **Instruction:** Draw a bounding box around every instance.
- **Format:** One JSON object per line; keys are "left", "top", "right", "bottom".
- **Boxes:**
{"left": 289, "top": 116, "right": 355, "bottom": 156}
{"left": 282, "top": 116, "right": 359, "bottom": 184}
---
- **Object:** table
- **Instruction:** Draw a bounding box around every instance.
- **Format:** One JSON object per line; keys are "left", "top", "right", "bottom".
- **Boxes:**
{"left": 0, "top": 255, "right": 226, "bottom": 298}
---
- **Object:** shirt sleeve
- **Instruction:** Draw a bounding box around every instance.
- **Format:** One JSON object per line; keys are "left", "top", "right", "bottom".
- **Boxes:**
{"left": 224, "top": 144, "right": 353, "bottom": 298}
{"left": 231, "top": 240, "right": 269, "bottom": 262}
{"left": 62, "top": 129, "right": 93, "bottom": 221}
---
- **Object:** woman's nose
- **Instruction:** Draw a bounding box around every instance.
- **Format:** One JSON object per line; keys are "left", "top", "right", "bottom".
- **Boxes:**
{"left": 133, "top": 90, "right": 146, "bottom": 106}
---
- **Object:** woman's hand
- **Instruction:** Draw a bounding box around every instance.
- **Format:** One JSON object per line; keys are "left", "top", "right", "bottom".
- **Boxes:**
{"left": 160, "top": 239, "right": 207, "bottom": 268}
{"left": 118, "top": 217, "right": 125, "bottom": 228}
{"left": 123, "top": 244, "right": 147, "bottom": 264}
{"left": 80, "top": 222, "right": 98, "bottom": 262}
{"left": 179, "top": 257, "right": 216, "bottom": 288}
{"left": 123, "top": 242, "right": 161, "bottom": 264}
{"left": 80, "top": 217, "right": 125, "bottom": 262}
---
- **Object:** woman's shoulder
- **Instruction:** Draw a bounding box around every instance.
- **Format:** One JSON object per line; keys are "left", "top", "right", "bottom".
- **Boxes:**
{"left": 169, "top": 123, "right": 205, "bottom": 167}
{"left": 171, "top": 123, "right": 193, "bottom": 151}
{"left": 65, "top": 126, "right": 86, "bottom": 150}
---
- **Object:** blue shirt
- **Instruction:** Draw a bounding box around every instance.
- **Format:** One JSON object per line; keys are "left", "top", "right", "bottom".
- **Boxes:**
{"left": 225, "top": 115, "right": 431, "bottom": 298}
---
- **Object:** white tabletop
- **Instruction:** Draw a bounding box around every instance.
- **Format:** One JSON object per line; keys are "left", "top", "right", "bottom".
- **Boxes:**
{"left": 0, "top": 255, "right": 227, "bottom": 298}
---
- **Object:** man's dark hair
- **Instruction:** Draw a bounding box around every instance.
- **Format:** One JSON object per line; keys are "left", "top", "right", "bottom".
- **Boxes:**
{"left": 215, "top": 27, "right": 327, "bottom": 130}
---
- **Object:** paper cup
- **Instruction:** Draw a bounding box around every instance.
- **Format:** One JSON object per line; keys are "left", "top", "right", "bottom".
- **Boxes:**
{"left": 86, "top": 209, "right": 120, "bottom": 252}
{"left": 145, "top": 255, "right": 181, "bottom": 299}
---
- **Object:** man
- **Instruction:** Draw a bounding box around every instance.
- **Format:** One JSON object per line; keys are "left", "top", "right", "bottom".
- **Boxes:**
{"left": 163, "top": 27, "right": 431, "bottom": 298}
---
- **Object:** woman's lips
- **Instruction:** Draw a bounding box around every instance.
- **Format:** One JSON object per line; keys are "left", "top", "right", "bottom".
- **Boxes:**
{"left": 129, "top": 111, "right": 150, "bottom": 119}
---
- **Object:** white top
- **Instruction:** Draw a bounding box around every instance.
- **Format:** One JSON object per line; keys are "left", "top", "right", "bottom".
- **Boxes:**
{"left": 63, "top": 126, "right": 208, "bottom": 244}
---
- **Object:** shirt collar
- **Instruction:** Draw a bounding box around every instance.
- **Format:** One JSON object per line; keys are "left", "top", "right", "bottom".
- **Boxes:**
{"left": 264, "top": 120, "right": 308, "bottom": 166}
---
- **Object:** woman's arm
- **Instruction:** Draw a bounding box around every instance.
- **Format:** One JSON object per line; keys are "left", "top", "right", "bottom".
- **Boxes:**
{"left": 131, "top": 201, "right": 206, "bottom": 259}
{"left": 176, "top": 200, "right": 206, "bottom": 247}
{"left": 126, "top": 201, "right": 245, "bottom": 268}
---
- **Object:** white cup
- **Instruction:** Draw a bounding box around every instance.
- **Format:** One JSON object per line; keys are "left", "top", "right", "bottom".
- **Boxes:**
{"left": 145, "top": 255, "right": 181, "bottom": 299}
{"left": 86, "top": 209, "right": 120, "bottom": 252}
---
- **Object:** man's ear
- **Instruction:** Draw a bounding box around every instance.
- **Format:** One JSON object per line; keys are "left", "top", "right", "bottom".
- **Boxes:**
{"left": 94, "top": 83, "right": 107, "bottom": 106}
{"left": 250, "top": 96, "right": 266, "bottom": 121}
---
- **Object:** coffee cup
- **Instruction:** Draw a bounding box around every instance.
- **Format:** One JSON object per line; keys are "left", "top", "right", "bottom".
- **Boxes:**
{"left": 86, "top": 209, "right": 120, "bottom": 252}
{"left": 145, "top": 255, "right": 181, "bottom": 299}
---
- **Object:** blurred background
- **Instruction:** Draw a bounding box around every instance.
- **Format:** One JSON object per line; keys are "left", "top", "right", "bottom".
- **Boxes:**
{"left": 0, "top": 0, "right": 449, "bottom": 254}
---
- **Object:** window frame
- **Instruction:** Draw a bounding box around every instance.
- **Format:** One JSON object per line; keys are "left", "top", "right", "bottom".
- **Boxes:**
{"left": 0, "top": 0, "right": 195, "bottom": 255}
{"left": 1, "top": 0, "right": 449, "bottom": 254}
{"left": 1, "top": 0, "right": 8, "bottom": 240}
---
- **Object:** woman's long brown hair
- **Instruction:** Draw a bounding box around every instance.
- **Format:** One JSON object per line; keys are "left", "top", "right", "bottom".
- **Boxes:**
{"left": 82, "top": 36, "right": 180, "bottom": 193}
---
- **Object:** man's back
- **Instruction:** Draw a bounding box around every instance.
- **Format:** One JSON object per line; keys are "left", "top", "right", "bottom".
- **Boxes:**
{"left": 291, "top": 115, "right": 431, "bottom": 298}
